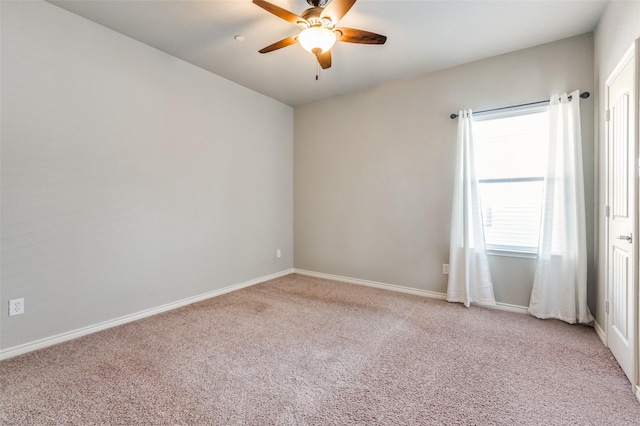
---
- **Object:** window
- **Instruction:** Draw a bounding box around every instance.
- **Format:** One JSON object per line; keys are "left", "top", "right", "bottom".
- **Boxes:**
{"left": 473, "top": 106, "right": 549, "bottom": 254}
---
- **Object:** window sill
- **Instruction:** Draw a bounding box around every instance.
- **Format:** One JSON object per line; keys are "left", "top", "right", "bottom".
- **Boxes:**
{"left": 487, "top": 249, "right": 538, "bottom": 259}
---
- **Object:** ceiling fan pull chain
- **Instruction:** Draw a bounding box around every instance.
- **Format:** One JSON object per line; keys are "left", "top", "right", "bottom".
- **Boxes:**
{"left": 315, "top": 56, "right": 320, "bottom": 80}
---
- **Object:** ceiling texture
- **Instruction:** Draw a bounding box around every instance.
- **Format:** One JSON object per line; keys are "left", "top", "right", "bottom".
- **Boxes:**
{"left": 47, "top": 0, "right": 608, "bottom": 106}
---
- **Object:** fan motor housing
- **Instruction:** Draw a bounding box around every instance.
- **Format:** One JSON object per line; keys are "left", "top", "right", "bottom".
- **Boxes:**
{"left": 301, "top": 7, "right": 327, "bottom": 26}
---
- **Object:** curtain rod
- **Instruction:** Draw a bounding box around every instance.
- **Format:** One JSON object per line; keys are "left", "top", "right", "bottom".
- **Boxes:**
{"left": 449, "top": 91, "right": 590, "bottom": 119}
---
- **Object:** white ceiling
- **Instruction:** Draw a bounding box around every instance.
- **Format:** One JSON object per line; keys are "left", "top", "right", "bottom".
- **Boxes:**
{"left": 47, "top": 0, "right": 608, "bottom": 106}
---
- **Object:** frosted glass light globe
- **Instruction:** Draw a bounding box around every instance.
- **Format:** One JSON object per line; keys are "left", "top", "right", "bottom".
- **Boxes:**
{"left": 298, "top": 26, "right": 336, "bottom": 54}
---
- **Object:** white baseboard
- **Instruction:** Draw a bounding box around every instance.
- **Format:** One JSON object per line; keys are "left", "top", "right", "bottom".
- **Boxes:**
{"left": 293, "top": 269, "right": 530, "bottom": 315}
{"left": 294, "top": 268, "right": 447, "bottom": 300}
{"left": 594, "top": 320, "right": 607, "bottom": 345}
{"left": 493, "top": 301, "right": 530, "bottom": 315}
{"left": 0, "top": 269, "right": 294, "bottom": 361}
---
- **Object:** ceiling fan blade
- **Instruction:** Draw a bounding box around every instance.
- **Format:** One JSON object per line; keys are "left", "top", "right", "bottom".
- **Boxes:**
{"left": 321, "top": 0, "right": 356, "bottom": 24}
{"left": 317, "top": 51, "right": 332, "bottom": 69}
{"left": 258, "top": 35, "right": 299, "bottom": 53}
{"left": 252, "top": 0, "right": 305, "bottom": 25}
{"left": 336, "top": 27, "right": 387, "bottom": 44}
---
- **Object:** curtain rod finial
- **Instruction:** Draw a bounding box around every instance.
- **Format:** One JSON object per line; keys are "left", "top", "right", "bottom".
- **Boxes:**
{"left": 450, "top": 113, "right": 458, "bottom": 120}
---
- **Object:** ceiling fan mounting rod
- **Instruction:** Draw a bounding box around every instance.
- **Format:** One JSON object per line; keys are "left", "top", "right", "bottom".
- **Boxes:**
{"left": 307, "top": 0, "right": 330, "bottom": 6}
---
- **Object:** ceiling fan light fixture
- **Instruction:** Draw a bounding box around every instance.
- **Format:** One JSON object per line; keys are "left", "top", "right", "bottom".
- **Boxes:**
{"left": 253, "top": 0, "right": 387, "bottom": 70}
{"left": 298, "top": 26, "right": 336, "bottom": 54}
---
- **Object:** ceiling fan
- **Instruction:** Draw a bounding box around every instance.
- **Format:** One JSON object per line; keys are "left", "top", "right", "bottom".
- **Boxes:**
{"left": 253, "top": 0, "right": 387, "bottom": 70}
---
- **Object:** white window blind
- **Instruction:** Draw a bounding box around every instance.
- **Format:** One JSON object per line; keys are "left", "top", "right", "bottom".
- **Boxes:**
{"left": 473, "top": 107, "right": 549, "bottom": 253}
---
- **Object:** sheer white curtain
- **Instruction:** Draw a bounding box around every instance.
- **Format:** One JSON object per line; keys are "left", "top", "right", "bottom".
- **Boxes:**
{"left": 529, "top": 91, "right": 593, "bottom": 324}
{"left": 447, "top": 110, "right": 496, "bottom": 307}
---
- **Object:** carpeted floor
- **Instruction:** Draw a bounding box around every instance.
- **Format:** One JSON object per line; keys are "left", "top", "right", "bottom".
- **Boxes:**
{"left": 1, "top": 273, "right": 639, "bottom": 425}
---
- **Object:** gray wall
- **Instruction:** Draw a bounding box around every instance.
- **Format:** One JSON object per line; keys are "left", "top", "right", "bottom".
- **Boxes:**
{"left": 593, "top": 0, "right": 640, "bottom": 332}
{"left": 295, "top": 34, "right": 595, "bottom": 309}
{"left": 1, "top": 1, "right": 293, "bottom": 350}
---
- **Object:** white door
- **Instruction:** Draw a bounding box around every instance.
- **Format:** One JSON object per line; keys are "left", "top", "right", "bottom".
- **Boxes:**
{"left": 606, "top": 44, "right": 637, "bottom": 384}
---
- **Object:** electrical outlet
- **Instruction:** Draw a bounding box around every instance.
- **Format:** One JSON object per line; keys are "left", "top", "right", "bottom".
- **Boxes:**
{"left": 276, "top": 249, "right": 281, "bottom": 258}
{"left": 9, "top": 298, "right": 24, "bottom": 316}
{"left": 442, "top": 264, "right": 449, "bottom": 275}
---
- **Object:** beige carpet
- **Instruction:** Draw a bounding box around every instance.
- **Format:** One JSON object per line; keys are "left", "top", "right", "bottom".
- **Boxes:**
{"left": 1, "top": 273, "right": 639, "bottom": 425}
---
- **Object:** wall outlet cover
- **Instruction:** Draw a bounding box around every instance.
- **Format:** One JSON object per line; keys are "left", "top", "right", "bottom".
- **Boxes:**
{"left": 9, "top": 298, "right": 25, "bottom": 316}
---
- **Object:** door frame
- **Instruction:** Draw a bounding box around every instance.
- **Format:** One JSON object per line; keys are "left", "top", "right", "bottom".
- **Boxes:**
{"left": 636, "top": 39, "right": 640, "bottom": 403}
{"left": 604, "top": 40, "right": 639, "bottom": 397}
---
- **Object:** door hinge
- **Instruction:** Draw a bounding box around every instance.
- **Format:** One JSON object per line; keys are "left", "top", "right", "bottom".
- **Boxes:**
{"left": 605, "top": 300, "right": 609, "bottom": 314}
{"left": 605, "top": 205, "right": 610, "bottom": 218}
{"left": 606, "top": 109, "right": 611, "bottom": 122}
